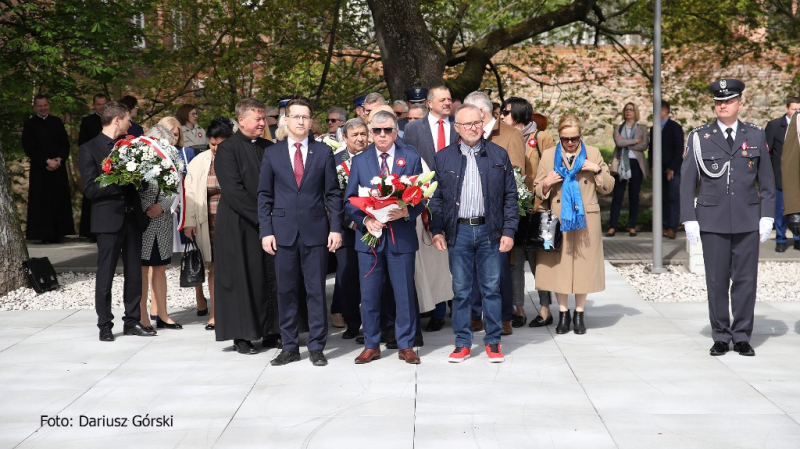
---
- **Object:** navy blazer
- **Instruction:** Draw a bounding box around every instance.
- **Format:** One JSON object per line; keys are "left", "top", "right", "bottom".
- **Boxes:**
{"left": 765, "top": 115, "right": 789, "bottom": 190}
{"left": 429, "top": 139, "right": 518, "bottom": 246}
{"left": 649, "top": 118, "right": 685, "bottom": 173}
{"left": 257, "top": 139, "right": 342, "bottom": 246}
{"left": 403, "top": 114, "right": 457, "bottom": 169}
{"left": 344, "top": 142, "right": 424, "bottom": 254}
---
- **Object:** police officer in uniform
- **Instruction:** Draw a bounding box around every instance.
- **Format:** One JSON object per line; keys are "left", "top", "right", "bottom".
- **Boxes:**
{"left": 680, "top": 79, "right": 776, "bottom": 357}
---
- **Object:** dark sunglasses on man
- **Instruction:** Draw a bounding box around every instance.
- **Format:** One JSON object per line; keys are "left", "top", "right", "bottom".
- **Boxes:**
{"left": 371, "top": 127, "right": 395, "bottom": 135}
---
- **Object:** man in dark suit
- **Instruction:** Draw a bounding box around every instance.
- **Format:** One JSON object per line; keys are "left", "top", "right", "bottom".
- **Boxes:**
{"left": 403, "top": 85, "right": 455, "bottom": 169}
{"left": 78, "top": 101, "right": 155, "bottom": 341}
{"left": 333, "top": 119, "right": 369, "bottom": 339}
{"left": 259, "top": 98, "right": 343, "bottom": 367}
{"left": 766, "top": 96, "right": 800, "bottom": 251}
{"left": 344, "top": 110, "right": 425, "bottom": 365}
{"left": 78, "top": 93, "right": 108, "bottom": 240}
{"left": 649, "top": 100, "right": 685, "bottom": 239}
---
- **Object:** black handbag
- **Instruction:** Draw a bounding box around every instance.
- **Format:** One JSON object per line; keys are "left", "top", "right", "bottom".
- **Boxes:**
{"left": 22, "top": 257, "right": 59, "bottom": 293}
{"left": 523, "top": 210, "right": 563, "bottom": 252}
{"left": 180, "top": 241, "right": 205, "bottom": 287}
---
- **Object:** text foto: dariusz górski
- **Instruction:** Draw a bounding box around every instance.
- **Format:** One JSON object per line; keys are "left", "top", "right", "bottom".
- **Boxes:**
{"left": 41, "top": 414, "right": 174, "bottom": 428}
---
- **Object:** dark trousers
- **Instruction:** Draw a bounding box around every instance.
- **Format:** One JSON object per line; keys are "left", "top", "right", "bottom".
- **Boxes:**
{"left": 662, "top": 173, "right": 681, "bottom": 231}
{"left": 701, "top": 231, "right": 759, "bottom": 343}
{"left": 275, "top": 242, "right": 329, "bottom": 352}
{"left": 79, "top": 198, "right": 93, "bottom": 238}
{"left": 609, "top": 159, "right": 643, "bottom": 230}
{"left": 334, "top": 245, "right": 362, "bottom": 330}
{"left": 358, "top": 250, "right": 417, "bottom": 349}
{"left": 471, "top": 250, "right": 513, "bottom": 322}
{"left": 776, "top": 189, "right": 800, "bottom": 244}
{"left": 94, "top": 215, "right": 142, "bottom": 329}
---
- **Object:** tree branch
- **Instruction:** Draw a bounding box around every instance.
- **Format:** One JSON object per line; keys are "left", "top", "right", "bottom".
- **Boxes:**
{"left": 313, "top": 0, "right": 342, "bottom": 106}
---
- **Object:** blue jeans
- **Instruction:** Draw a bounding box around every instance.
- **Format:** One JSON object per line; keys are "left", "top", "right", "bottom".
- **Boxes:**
{"left": 449, "top": 223, "right": 502, "bottom": 347}
{"left": 776, "top": 189, "right": 799, "bottom": 244}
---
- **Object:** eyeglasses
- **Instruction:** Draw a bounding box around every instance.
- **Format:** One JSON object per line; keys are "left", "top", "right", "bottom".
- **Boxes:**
{"left": 267, "top": 115, "right": 279, "bottom": 119}
{"left": 288, "top": 115, "right": 311, "bottom": 122}
{"left": 455, "top": 120, "right": 483, "bottom": 130}
{"left": 500, "top": 109, "right": 511, "bottom": 116}
{"left": 190, "top": 111, "right": 198, "bottom": 116}
{"left": 623, "top": 108, "right": 635, "bottom": 112}
{"left": 326, "top": 118, "right": 343, "bottom": 123}
{"left": 371, "top": 127, "right": 396, "bottom": 135}
{"left": 560, "top": 135, "right": 581, "bottom": 144}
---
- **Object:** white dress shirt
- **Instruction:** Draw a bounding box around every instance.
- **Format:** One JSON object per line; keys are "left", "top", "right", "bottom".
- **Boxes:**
{"left": 427, "top": 114, "right": 452, "bottom": 149}
{"left": 716, "top": 119, "right": 740, "bottom": 141}
{"left": 287, "top": 137, "right": 309, "bottom": 166}
{"left": 375, "top": 145, "right": 396, "bottom": 173}
{"left": 483, "top": 118, "right": 496, "bottom": 138}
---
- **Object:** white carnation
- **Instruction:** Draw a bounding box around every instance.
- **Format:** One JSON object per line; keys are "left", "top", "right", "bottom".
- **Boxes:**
{"left": 370, "top": 176, "right": 382, "bottom": 185}
{"left": 125, "top": 161, "right": 137, "bottom": 172}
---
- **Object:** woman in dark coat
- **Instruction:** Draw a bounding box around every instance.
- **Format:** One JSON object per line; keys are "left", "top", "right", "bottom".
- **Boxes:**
{"left": 213, "top": 99, "right": 280, "bottom": 355}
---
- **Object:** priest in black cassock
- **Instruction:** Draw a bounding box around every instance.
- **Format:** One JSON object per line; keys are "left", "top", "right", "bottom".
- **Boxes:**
{"left": 21, "top": 95, "right": 74, "bottom": 242}
{"left": 214, "top": 98, "right": 281, "bottom": 355}
{"left": 78, "top": 93, "right": 108, "bottom": 239}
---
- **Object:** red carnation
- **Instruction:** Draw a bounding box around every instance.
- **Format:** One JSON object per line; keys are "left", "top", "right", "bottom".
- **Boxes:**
{"left": 391, "top": 177, "right": 405, "bottom": 191}
{"left": 402, "top": 185, "right": 423, "bottom": 205}
{"left": 102, "top": 158, "right": 112, "bottom": 174}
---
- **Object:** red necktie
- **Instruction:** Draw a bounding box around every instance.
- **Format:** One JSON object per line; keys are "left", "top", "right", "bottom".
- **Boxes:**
{"left": 379, "top": 152, "right": 390, "bottom": 176}
{"left": 437, "top": 119, "right": 445, "bottom": 151}
{"left": 293, "top": 142, "right": 304, "bottom": 187}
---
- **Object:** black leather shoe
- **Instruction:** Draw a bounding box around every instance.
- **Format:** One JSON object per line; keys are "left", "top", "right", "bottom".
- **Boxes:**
{"left": 233, "top": 339, "right": 257, "bottom": 355}
{"left": 710, "top": 341, "right": 729, "bottom": 356}
{"left": 733, "top": 341, "right": 755, "bottom": 356}
{"left": 555, "top": 310, "right": 571, "bottom": 334}
{"left": 776, "top": 243, "right": 787, "bottom": 252}
{"left": 511, "top": 314, "right": 527, "bottom": 328}
{"left": 99, "top": 325, "right": 115, "bottom": 342}
{"left": 425, "top": 317, "right": 445, "bottom": 332}
{"left": 270, "top": 350, "right": 300, "bottom": 366}
{"left": 342, "top": 327, "right": 360, "bottom": 339}
{"left": 156, "top": 318, "right": 183, "bottom": 330}
{"left": 142, "top": 325, "right": 155, "bottom": 332}
{"left": 385, "top": 338, "right": 399, "bottom": 350}
{"left": 355, "top": 335, "right": 365, "bottom": 344}
{"left": 123, "top": 323, "right": 157, "bottom": 337}
{"left": 528, "top": 314, "right": 553, "bottom": 327}
{"left": 261, "top": 334, "right": 282, "bottom": 348}
{"left": 197, "top": 308, "right": 209, "bottom": 317}
{"left": 794, "top": 241, "right": 800, "bottom": 251}
{"left": 573, "top": 311, "right": 586, "bottom": 334}
{"left": 309, "top": 350, "right": 328, "bottom": 366}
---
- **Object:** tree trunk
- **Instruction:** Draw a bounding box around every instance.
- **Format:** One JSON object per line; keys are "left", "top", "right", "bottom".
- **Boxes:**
{"left": 0, "top": 149, "right": 29, "bottom": 296}
{"left": 367, "top": 0, "right": 447, "bottom": 102}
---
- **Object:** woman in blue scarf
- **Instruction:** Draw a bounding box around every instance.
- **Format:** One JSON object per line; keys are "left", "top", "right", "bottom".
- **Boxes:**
{"left": 533, "top": 114, "right": 615, "bottom": 334}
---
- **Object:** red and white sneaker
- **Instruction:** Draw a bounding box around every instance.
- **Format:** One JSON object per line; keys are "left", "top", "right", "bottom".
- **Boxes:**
{"left": 448, "top": 346, "right": 471, "bottom": 363}
{"left": 485, "top": 343, "right": 504, "bottom": 362}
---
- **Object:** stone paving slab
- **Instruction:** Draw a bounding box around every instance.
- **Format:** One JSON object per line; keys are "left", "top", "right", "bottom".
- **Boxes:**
{"left": 2, "top": 262, "right": 800, "bottom": 448}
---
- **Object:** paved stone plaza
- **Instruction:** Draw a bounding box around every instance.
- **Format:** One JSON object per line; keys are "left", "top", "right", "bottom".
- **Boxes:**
{"left": 3, "top": 259, "right": 800, "bottom": 448}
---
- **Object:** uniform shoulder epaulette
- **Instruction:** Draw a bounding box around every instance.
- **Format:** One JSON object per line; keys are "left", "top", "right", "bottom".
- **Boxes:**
{"left": 688, "top": 124, "right": 710, "bottom": 135}
{"left": 744, "top": 122, "right": 763, "bottom": 131}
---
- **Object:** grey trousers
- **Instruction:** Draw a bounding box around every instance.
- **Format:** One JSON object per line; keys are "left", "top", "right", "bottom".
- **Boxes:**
{"left": 511, "top": 247, "right": 553, "bottom": 307}
{"left": 700, "top": 231, "right": 759, "bottom": 344}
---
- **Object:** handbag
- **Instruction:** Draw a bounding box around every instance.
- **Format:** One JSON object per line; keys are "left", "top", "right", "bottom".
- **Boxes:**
{"left": 180, "top": 241, "right": 205, "bottom": 287}
{"left": 523, "top": 210, "right": 563, "bottom": 252}
{"left": 22, "top": 257, "right": 59, "bottom": 294}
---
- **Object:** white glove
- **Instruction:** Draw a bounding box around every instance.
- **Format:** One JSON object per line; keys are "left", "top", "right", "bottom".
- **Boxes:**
{"left": 684, "top": 221, "right": 700, "bottom": 246}
{"left": 759, "top": 217, "right": 774, "bottom": 243}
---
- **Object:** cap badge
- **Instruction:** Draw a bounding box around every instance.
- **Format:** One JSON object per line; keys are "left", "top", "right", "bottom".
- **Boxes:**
{"left": 720, "top": 79, "right": 727, "bottom": 89}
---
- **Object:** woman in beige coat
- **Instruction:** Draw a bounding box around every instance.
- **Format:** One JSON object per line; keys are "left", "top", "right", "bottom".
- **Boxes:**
{"left": 182, "top": 118, "right": 234, "bottom": 330}
{"left": 534, "top": 114, "right": 615, "bottom": 334}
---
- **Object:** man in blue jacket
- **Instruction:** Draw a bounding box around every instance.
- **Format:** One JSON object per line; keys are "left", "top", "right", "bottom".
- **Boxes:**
{"left": 429, "top": 104, "right": 518, "bottom": 363}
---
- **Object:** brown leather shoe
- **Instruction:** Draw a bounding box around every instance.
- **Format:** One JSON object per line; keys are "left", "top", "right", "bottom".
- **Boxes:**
{"left": 501, "top": 320, "right": 513, "bottom": 335}
{"left": 471, "top": 320, "right": 484, "bottom": 332}
{"left": 398, "top": 348, "right": 421, "bottom": 364}
{"left": 355, "top": 348, "right": 381, "bottom": 364}
{"left": 663, "top": 229, "right": 676, "bottom": 239}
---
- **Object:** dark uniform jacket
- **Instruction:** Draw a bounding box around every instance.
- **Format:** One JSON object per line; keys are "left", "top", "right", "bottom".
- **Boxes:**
{"left": 765, "top": 115, "right": 790, "bottom": 190}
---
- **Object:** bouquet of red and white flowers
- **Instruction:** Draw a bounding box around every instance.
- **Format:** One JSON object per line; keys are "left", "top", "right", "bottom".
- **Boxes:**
{"left": 349, "top": 171, "right": 437, "bottom": 247}
{"left": 336, "top": 160, "right": 350, "bottom": 192}
{"left": 96, "top": 135, "right": 185, "bottom": 197}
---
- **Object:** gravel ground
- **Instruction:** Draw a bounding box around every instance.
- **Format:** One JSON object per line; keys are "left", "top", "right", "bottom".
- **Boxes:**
{"left": 0, "top": 267, "right": 207, "bottom": 311}
{"left": 616, "top": 261, "right": 800, "bottom": 302}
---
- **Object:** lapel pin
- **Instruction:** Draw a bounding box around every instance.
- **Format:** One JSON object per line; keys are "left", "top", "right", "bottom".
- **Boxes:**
{"left": 396, "top": 157, "right": 406, "bottom": 167}
{"left": 704, "top": 133, "right": 710, "bottom": 139}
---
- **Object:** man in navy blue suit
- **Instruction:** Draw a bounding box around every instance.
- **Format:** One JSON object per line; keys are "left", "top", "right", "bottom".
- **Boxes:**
{"left": 258, "top": 98, "right": 343, "bottom": 367}
{"left": 345, "top": 110, "right": 425, "bottom": 365}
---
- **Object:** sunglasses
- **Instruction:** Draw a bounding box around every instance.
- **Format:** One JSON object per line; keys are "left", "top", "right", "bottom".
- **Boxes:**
{"left": 326, "top": 118, "right": 342, "bottom": 123}
{"left": 371, "top": 127, "right": 395, "bottom": 135}
{"left": 500, "top": 109, "right": 511, "bottom": 116}
{"left": 267, "top": 115, "right": 279, "bottom": 119}
{"left": 560, "top": 135, "right": 581, "bottom": 144}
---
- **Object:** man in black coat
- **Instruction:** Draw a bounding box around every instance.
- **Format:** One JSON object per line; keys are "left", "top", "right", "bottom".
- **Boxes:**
{"left": 21, "top": 95, "right": 74, "bottom": 242}
{"left": 78, "top": 101, "right": 155, "bottom": 341}
{"left": 214, "top": 98, "right": 281, "bottom": 355}
{"left": 765, "top": 96, "right": 800, "bottom": 252}
{"left": 649, "top": 100, "right": 685, "bottom": 239}
{"left": 78, "top": 93, "right": 108, "bottom": 239}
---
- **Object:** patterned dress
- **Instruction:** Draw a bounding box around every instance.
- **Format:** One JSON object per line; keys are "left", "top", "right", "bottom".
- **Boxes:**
{"left": 206, "top": 158, "right": 221, "bottom": 261}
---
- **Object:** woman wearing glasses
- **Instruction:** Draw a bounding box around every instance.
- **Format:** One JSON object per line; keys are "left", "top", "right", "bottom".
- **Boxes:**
{"left": 533, "top": 114, "right": 614, "bottom": 334}
{"left": 607, "top": 102, "right": 649, "bottom": 237}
